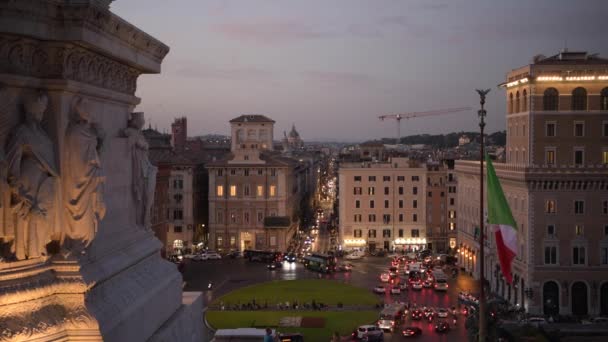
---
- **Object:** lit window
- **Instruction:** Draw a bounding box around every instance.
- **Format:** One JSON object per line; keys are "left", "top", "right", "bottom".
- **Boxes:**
{"left": 269, "top": 185, "right": 276, "bottom": 197}
{"left": 545, "top": 148, "right": 556, "bottom": 165}
{"left": 603, "top": 150, "right": 608, "bottom": 165}
{"left": 449, "top": 222, "right": 455, "bottom": 230}
{"left": 545, "top": 200, "right": 556, "bottom": 214}
{"left": 230, "top": 185, "right": 237, "bottom": 197}
{"left": 216, "top": 185, "right": 224, "bottom": 196}
{"left": 575, "top": 225, "right": 584, "bottom": 236}
{"left": 257, "top": 185, "right": 264, "bottom": 197}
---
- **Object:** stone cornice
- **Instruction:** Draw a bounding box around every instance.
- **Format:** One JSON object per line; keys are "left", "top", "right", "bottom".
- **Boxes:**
{"left": 0, "top": 0, "right": 169, "bottom": 73}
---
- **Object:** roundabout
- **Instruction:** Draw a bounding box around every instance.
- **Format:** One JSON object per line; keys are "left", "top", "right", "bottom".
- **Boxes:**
{"left": 206, "top": 279, "right": 380, "bottom": 341}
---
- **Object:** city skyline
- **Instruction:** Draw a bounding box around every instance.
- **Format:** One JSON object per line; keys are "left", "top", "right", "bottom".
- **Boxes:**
{"left": 113, "top": 0, "right": 608, "bottom": 141}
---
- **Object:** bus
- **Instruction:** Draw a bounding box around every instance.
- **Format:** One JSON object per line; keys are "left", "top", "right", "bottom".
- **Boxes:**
{"left": 377, "top": 303, "right": 406, "bottom": 332}
{"left": 303, "top": 253, "right": 337, "bottom": 273}
{"left": 243, "top": 250, "right": 282, "bottom": 263}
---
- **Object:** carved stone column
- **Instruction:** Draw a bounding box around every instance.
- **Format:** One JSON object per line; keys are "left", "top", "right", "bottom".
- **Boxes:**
{"left": 0, "top": 1, "right": 202, "bottom": 341}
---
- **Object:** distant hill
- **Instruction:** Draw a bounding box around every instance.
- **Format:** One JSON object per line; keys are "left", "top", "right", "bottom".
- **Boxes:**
{"left": 373, "top": 131, "right": 506, "bottom": 148}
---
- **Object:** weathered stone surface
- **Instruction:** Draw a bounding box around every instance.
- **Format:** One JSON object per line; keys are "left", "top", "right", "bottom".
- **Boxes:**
{"left": 0, "top": 1, "right": 201, "bottom": 341}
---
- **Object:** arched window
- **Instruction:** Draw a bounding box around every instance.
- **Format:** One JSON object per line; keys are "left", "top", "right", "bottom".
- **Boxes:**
{"left": 522, "top": 89, "right": 528, "bottom": 112}
{"left": 508, "top": 93, "right": 514, "bottom": 113}
{"left": 515, "top": 91, "right": 520, "bottom": 113}
{"left": 601, "top": 88, "right": 608, "bottom": 111}
{"left": 572, "top": 87, "right": 587, "bottom": 111}
{"left": 543, "top": 88, "right": 559, "bottom": 111}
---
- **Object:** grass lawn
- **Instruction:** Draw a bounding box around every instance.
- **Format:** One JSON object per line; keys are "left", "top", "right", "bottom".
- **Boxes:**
{"left": 211, "top": 279, "right": 378, "bottom": 307}
{"left": 206, "top": 310, "right": 378, "bottom": 341}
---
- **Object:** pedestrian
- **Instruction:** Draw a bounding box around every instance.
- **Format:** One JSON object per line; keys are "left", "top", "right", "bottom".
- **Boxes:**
{"left": 264, "top": 328, "right": 273, "bottom": 342}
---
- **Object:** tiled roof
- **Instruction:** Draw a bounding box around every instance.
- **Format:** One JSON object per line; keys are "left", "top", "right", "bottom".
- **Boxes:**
{"left": 229, "top": 115, "right": 275, "bottom": 123}
{"left": 149, "top": 149, "right": 192, "bottom": 166}
{"left": 534, "top": 51, "right": 608, "bottom": 65}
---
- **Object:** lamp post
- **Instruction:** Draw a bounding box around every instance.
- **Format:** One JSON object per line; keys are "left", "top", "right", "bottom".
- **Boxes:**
{"left": 476, "top": 88, "right": 490, "bottom": 342}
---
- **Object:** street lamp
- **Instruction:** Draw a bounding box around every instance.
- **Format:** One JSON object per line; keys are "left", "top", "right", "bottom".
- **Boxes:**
{"left": 476, "top": 88, "right": 490, "bottom": 342}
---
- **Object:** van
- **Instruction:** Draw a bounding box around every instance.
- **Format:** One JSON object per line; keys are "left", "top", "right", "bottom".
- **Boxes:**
{"left": 377, "top": 303, "right": 406, "bottom": 332}
{"left": 211, "top": 328, "right": 275, "bottom": 341}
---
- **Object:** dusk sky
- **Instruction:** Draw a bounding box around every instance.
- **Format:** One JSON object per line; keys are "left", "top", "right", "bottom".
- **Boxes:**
{"left": 113, "top": 0, "right": 608, "bottom": 142}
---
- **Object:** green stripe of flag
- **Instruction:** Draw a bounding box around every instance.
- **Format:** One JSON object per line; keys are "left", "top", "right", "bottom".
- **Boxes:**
{"left": 486, "top": 154, "right": 517, "bottom": 229}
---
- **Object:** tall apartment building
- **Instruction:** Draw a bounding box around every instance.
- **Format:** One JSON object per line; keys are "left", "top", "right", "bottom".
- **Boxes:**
{"left": 426, "top": 162, "right": 448, "bottom": 253}
{"left": 456, "top": 50, "right": 608, "bottom": 316}
{"left": 207, "top": 115, "right": 307, "bottom": 252}
{"left": 446, "top": 160, "right": 458, "bottom": 251}
{"left": 338, "top": 158, "right": 427, "bottom": 252}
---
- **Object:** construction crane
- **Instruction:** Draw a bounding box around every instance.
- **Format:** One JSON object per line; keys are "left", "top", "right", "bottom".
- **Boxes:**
{"left": 378, "top": 107, "right": 472, "bottom": 143}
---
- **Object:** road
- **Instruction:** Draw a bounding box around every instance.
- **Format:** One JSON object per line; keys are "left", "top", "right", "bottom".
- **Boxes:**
{"left": 183, "top": 255, "right": 479, "bottom": 341}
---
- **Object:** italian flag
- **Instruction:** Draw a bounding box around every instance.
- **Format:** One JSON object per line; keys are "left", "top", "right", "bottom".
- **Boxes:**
{"left": 486, "top": 155, "right": 517, "bottom": 284}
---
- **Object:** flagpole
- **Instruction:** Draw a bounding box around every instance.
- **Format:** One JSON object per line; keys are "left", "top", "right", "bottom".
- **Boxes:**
{"left": 476, "top": 88, "right": 490, "bottom": 342}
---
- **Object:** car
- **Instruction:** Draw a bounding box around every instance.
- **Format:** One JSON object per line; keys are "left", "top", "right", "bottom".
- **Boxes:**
{"left": 437, "top": 308, "right": 449, "bottom": 318}
{"left": 591, "top": 317, "right": 608, "bottom": 324}
{"left": 192, "top": 253, "right": 208, "bottom": 261}
{"left": 357, "top": 325, "right": 381, "bottom": 339}
{"left": 183, "top": 253, "right": 196, "bottom": 259}
{"left": 411, "top": 281, "right": 423, "bottom": 290}
{"left": 402, "top": 326, "right": 422, "bottom": 337}
{"left": 521, "top": 317, "right": 547, "bottom": 327}
{"left": 434, "top": 321, "right": 450, "bottom": 333}
{"left": 362, "top": 329, "right": 384, "bottom": 342}
{"left": 373, "top": 285, "right": 386, "bottom": 294}
{"left": 338, "top": 263, "right": 353, "bottom": 272}
{"left": 380, "top": 273, "right": 390, "bottom": 282}
{"left": 399, "top": 282, "right": 409, "bottom": 290}
{"left": 388, "top": 267, "right": 399, "bottom": 278}
{"left": 424, "top": 308, "right": 435, "bottom": 319}
{"left": 390, "top": 287, "right": 401, "bottom": 295}
{"left": 284, "top": 253, "right": 297, "bottom": 263}
{"left": 267, "top": 261, "right": 282, "bottom": 270}
{"left": 423, "top": 280, "right": 433, "bottom": 288}
{"left": 410, "top": 309, "right": 423, "bottom": 320}
{"left": 345, "top": 251, "right": 364, "bottom": 260}
{"left": 227, "top": 250, "right": 241, "bottom": 258}
{"left": 206, "top": 251, "right": 221, "bottom": 260}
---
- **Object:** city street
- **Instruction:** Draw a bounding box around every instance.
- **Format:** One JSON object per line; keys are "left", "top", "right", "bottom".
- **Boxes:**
{"left": 184, "top": 255, "right": 479, "bottom": 341}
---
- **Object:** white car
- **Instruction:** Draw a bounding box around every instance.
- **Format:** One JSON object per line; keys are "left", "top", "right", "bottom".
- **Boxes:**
{"left": 373, "top": 285, "right": 386, "bottom": 294}
{"left": 437, "top": 308, "right": 449, "bottom": 318}
{"left": 380, "top": 273, "right": 390, "bottom": 282}
{"left": 357, "top": 325, "right": 382, "bottom": 339}
{"left": 345, "top": 251, "right": 364, "bottom": 260}
{"left": 390, "top": 287, "right": 401, "bottom": 295}
{"left": 192, "top": 253, "right": 208, "bottom": 261}
{"left": 206, "top": 251, "right": 222, "bottom": 260}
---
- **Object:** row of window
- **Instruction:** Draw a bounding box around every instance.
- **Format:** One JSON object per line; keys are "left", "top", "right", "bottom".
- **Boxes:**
{"left": 545, "top": 121, "right": 608, "bottom": 138}
{"left": 353, "top": 228, "right": 421, "bottom": 238}
{"left": 544, "top": 245, "right": 608, "bottom": 266}
{"left": 353, "top": 186, "right": 419, "bottom": 195}
{"left": 537, "top": 87, "right": 608, "bottom": 112}
{"left": 354, "top": 213, "right": 419, "bottom": 223}
{"left": 216, "top": 168, "right": 277, "bottom": 177}
{"left": 542, "top": 147, "right": 608, "bottom": 165}
{"left": 356, "top": 199, "right": 419, "bottom": 209}
{"left": 545, "top": 223, "right": 608, "bottom": 237}
{"left": 215, "top": 210, "right": 277, "bottom": 224}
{"left": 216, "top": 184, "right": 276, "bottom": 197}
{"left": 354, "top": 175, "right": 421, "bottom": 182}
{"left": 545, "top": 200, "right": 608, "bottom": 215}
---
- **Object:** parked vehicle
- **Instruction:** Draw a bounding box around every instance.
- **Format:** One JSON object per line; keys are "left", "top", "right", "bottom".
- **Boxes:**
{"left": 206, "top": 251, "right": 222, "bottom": 260}
{"left": 192, "top": 253, "right": 208, "bottom": 261}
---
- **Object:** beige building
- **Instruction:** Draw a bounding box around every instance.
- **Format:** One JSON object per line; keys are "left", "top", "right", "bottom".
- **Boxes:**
{"left": 338, "top": 158, "right": 427, "bottom": 252}
{"left": 207, "top": 115, "right": 301, "bottom": 252}
{"left": 456, "top": 50, "right": 608, "bottom": 316}
{"left": 426, "top": 162, "right": 450, "bottom": 253}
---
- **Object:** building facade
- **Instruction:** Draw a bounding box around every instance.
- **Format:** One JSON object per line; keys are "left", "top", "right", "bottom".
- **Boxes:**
{"left": 206, "top": 115, "right": 303, "bottom": 253}
{"left": 456, "top": 50, "right": 608, "bottom": 316}
{"left": 426, "top": 162, "right": 449, "bottom": 253}
{"left": 338, "top": 158, "right": 428, "bottom": 252}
